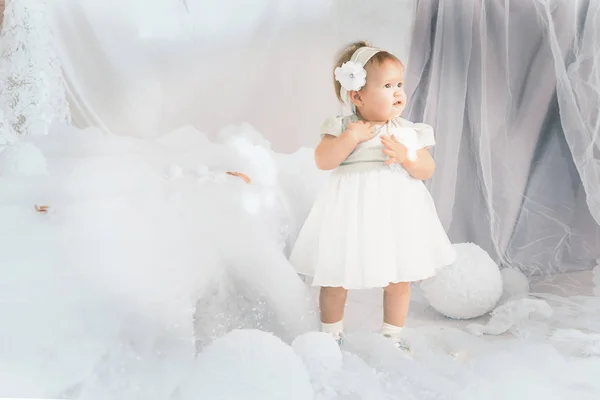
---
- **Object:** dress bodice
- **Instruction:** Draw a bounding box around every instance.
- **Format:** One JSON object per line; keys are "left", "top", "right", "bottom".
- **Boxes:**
{"left": 320, "top": 114, "right": 436, "bottom": 172}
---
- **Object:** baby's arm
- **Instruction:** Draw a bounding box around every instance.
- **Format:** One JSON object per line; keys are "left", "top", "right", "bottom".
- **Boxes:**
{"left": 401, "top": 148, "right": 436, "bottom": 180}
{"left": 405, "top": 123, "right": 437, "bottom": 180}
{"left": 314, "top": 133, "right": 358, "bottom": 170}
{"left": 382, "top": 121, "right": 437, "bottom": 180}
{"left": 381, "top": 134, "right": 436, "bottom": 180}
{"left": 315, "top": 119, "right": 372, "bottom": 170}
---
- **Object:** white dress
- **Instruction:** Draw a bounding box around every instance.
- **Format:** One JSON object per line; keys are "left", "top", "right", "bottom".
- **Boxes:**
{"left": 289, "top": 114, "right": 456, "bottom": 289}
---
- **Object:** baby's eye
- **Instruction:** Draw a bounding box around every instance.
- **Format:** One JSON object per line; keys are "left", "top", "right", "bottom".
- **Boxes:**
{"left": 384, "top": 83, "right": 392, "bottom": 88}
{"left": 398, "top": 82, "right": 403, "bottom": 88}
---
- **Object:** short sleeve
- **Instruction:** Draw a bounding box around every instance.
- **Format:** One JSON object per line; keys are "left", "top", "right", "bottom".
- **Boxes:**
{"left": 320, "top": 116, "right": 344, "bottom": 137}
{"left": 413, "top": 123, "right": 436, "bottom": 148}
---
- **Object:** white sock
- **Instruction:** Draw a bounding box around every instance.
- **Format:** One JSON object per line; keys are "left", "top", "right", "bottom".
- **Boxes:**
{"left": 321, "top": 320, "right": 344, "bottom": 335}
{"left": 381, "top": 322, "right": 403, "bottom": 339}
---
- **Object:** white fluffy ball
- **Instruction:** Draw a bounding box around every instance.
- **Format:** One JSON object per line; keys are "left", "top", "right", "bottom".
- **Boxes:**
{"left": 420, "top": 242, "right": 503, "bottom": 319}
{"left": 0, "top": 141, "right": 47, "bottom": 176}
{"left": 292, "top": 332, "right": 342, "bottom": 384}
{"left": 165, "top": 164, "right": 183, "bottom": 179}
{"left": 195, "top": 165, "right": 210, "bottom": 177}
{"left": 180, "top": 329, "right": 313, "bottom": 400}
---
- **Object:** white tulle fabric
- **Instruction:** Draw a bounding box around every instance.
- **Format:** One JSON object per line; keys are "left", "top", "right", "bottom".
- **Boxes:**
{"left": 289, "top": 164, "right": 456, "bottom": 289}
{"left": 404, "top": 0, "right": 600, "bottom": 275}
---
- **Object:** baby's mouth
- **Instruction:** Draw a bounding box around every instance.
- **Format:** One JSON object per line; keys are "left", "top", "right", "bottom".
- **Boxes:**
{"left": 393, "top": 101, "right": 403, "bottom": 106}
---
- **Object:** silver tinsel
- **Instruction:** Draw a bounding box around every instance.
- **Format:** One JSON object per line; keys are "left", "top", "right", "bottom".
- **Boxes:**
{"left": 193, "top": 273, "right": 291, "bottom": 351}
{"left": 0, "top": 0, "right": 71, "bottom": 137}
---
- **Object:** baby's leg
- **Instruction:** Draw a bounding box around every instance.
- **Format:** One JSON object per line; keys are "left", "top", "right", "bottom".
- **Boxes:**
{"left": 319, "top": 286, "right": 348, "bottom": 342}
{"left": 382, "top": 282, "right": 411, "bottom": 352}
{"left": 383, "top": 282, "right": 410, "bottom": 326}
{"left": 320, "top": 286, "right": 347, "bottom": 323}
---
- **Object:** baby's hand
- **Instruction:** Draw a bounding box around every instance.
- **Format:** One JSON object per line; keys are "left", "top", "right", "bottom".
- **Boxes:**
{"left": 381, "top": 135, "right": 409, "bottom": 165}
{"left": 343, "top": 121, "right": 374, "bottom": 144}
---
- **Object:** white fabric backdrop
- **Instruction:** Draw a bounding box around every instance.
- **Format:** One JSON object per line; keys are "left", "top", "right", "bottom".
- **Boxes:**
{"left": 47, "top": 0, "right": 415, "bottom": 152}
{"left": 404, "top": 0, "right": 600, "bottom": 274}
{"left": 1, "top": 0, "right": 598, "bottom": 276}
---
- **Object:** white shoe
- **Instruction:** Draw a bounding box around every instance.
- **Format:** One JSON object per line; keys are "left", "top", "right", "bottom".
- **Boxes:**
{"left": 330, "top": 331, "right": 344, "bottom": 346}
{"left": 383, "top": 334, "right": 412, "bottom": 355}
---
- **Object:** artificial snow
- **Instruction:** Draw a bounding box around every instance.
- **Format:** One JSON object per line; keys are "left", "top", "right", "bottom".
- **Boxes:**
{"left": 179, "top": 329, "right": 314, "bottom": 400}
{"left": 0, "top": 141, "right": 48, "bottom": 176}
{"left": 499, "top": 267, "right": 530, "bottom": 303}
{"left": 2, "top": 124, "right": 600, "bottom": 400}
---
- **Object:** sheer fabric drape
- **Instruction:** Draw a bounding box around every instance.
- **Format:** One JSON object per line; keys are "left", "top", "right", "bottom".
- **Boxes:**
{"left": 404, "top": 0, "right": 600, "bottom": 274}
{"left": 1, "top": 0, "right": 598, "bottom": 275}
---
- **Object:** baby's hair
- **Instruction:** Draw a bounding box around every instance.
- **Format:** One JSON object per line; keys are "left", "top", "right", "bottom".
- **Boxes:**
{"left": 333, "top": 41, "right": 401, "bottom": 102}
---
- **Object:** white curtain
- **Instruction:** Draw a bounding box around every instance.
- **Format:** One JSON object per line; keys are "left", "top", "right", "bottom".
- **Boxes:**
{"left": 2, "top": 0, "right": 599, "bottom": 275}
{"left": 404, "top": 0, "right": 600, "bottom": 274}
{"left": 47, "top": 0, "right": 415, "bottom": 152}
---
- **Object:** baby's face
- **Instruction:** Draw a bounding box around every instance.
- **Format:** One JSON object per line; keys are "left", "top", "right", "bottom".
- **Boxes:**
{"left": 356, "top": 59, "right": 406, "bottom": 123}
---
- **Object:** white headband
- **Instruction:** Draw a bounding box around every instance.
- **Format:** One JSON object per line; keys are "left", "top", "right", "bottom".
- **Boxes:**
{"left": 334, "top": 46, "right": 381, "bottom": 111}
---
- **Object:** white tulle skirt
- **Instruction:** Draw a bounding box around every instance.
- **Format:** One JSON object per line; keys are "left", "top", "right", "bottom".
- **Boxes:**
{"left": 289, "top": 166, "right": 456, "bottom": 289}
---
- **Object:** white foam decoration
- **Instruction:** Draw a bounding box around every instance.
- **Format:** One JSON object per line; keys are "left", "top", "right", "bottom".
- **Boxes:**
{"left": 0, "top": 141, "right": 47, "bottom": 176}
{"left": 421, "top": 243, "right": 503, "bottom": 319}
{"left": 179, "top": 329, "right": 314, "bottom": 400}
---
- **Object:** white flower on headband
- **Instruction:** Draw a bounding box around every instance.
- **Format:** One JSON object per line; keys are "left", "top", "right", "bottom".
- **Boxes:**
{"left": 334, "top": 61, "right": 367, "bottom": 92}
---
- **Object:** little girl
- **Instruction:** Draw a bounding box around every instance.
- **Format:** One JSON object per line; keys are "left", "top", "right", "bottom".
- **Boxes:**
{"left": 289, "top": 41, "right": 456, "bottom": 351}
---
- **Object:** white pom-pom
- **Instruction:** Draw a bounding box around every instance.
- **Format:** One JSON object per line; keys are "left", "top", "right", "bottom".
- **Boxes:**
{"left": 165, "top": 164, "right": 183, "bottom": 179}
{"left": 180, "top": 329, "right": 313, "bottom": 400}
{"left": 217, "top": 122, "right": 272, "bottom": 149}
{"left": 420, "top": 243, "right": 503, "bottom": 319}
{"left": 195, "top": 165, "right": 210, "bottom": 176}
{"left": 292, "top": 332, "right": 342, "bottom": 384}
{"left": 0, "top": 142, "right": 48, "bottom": 176}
